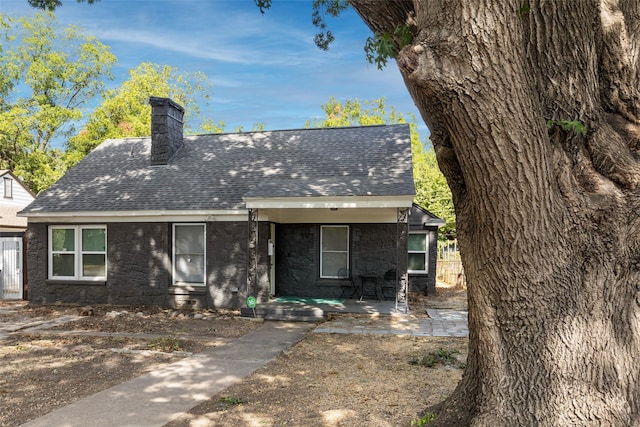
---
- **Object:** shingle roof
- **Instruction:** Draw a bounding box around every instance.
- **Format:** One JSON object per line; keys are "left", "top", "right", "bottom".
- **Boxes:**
{"left": 20, "top": 124, "right": 415, "bottom": 215}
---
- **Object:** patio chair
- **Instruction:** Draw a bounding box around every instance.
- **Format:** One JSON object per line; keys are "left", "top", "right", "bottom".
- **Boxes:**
{"left": 381, "top": 269, "right": 397, "bottom": 300}
{"left": 338, "top": 268, "right": 358, "bottom": 299}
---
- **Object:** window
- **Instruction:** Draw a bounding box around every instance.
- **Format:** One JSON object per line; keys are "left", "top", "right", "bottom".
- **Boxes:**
{"left": 3, "top": 177, "right": 12, "bottom": 199}
{"left": 408, "top": 232, "right": 428, "bottom": 273}
{"left": 320, "top": 225, "right": 349, "bottom": 278}
{"left": 173, "top": 224, "right": 206, "bottom": 286}
{"left": 49, "top": 226, "right": 107, "bottom": 280}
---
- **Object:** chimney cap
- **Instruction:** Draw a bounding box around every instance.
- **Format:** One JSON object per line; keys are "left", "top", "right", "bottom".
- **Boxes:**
{"left": 148, "top": 96, "right": 185, "bottom": 113}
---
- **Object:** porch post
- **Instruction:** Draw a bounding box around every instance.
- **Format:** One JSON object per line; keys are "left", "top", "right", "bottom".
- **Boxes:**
{"left": 247, "top": 208, "right": 258, "bottom": 297}
{"left": 396, "top": 207, "right": 409, "bottom": 313}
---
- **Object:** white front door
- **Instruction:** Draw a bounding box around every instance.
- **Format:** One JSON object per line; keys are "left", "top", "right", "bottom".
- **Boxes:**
{"left": 0, "top": 238, "right": 22, "bottom": 299}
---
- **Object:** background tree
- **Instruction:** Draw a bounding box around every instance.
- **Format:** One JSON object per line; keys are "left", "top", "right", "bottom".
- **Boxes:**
{"left": 310, "top": 96, "right": 455, "bottom": 237}
{"left": 0, "top": 12, "right": 115, "bottom": 193}
{"left": 64, "top": 62, "right": 223, "bottom": 167}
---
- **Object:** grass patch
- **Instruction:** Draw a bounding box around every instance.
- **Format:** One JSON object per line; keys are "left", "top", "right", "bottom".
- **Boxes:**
{"left": 411, "top": 411, "right": 436, "bottom": 425}
{"left": 147, "top": 336, "right": 184, "bottom": 352}
{"left": 220, "top": 396, "right": 246, "bottom": 410}
{"left": 409, "top": 348, "right": 465, "bottom": 369}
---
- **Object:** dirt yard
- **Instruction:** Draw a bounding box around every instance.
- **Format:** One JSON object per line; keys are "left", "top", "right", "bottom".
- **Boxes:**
{"left": 0, "top": 286, "right": 467, "bottom": 427}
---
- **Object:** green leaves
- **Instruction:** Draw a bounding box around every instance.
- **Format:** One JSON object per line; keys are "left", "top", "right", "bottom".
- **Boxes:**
{"left": 519, "top": 2, "right": 531, "bottom": 19}
{"left": 546, "top": 119, "right": 586, "bottom": 136}
{"left": 253, "top": 0, "right": 272, "bottom": 14}
{"left": 409, "top": 348, "right": 465, "bottom": 368}
{"left": 365, "top": 25, "right": 414, "bottom": 70}
{"left": 2, "top": 12, "right": 221, "bottom": 192}
{"left": 308, "top": 96, "right": 408, "bottom": 128}
{"left": 311, "top": 0, "right": 349, "bottom": 50}
{"left": 0, "top": 12, "right": 115, "bottom": 193}
{"left": 27, "top": 0, "right": 97, "bottom": 11}
{"left": 65, "top": 62, "right": 221, "bottom": 168}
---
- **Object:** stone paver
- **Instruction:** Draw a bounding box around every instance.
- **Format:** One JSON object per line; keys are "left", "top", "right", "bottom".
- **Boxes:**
{"left": 313, "top": 309, "right": 468, "bottom": 337}
{"left": 0, "top": 315, "right": 83, "bottom": 343}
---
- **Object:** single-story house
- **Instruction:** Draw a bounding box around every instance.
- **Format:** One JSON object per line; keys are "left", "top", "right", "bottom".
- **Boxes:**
{"left": 0, "top": 170, "right": 35, "bottom": 300}
{"left": 19, "top": 97, "right": 443, "bottom": 310}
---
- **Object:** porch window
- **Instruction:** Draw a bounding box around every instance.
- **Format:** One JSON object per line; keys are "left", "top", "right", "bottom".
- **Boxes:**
{"left": 173, "top": 223, "right": 206, "bottom": 286}
{"left": 320, "top": 225, "right": 349, "bottom": 278}
{"left": 408, "top": 232, "right": 428, "bottom": 273}
{"left": 49, "top": 225, "right": 107, "bottom": 280}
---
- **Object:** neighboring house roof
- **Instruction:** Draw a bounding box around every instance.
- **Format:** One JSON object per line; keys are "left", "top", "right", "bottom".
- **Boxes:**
{"left": 20, "top": 124, "right": 415, "bottom": 217}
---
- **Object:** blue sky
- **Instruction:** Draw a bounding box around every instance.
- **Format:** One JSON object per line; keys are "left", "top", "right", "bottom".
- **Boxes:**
{"left": 0, "top": 0, "right": 427, "bottom": 135}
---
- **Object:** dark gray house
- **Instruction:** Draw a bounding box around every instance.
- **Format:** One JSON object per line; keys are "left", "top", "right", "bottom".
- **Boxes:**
{"left": 19, "top": 97, "right": 442, "bottom": 310}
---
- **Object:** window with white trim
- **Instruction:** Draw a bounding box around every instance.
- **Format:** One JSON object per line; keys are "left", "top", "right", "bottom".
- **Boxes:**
{"left": 408, "top": 232, "right": 428, "bottom": 273}
{"left": 173, "top": 223, "right": 206, "bottom": 286}
{"left": 320, "top": 225, "right": 349, "bottom": 278}
{"left": 49, "top": 225, "right": 107, "bottom": 280}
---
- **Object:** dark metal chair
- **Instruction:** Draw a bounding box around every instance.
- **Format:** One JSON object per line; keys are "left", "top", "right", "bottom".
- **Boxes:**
{"left": 338, "top": 268, "right": 358, "bottom": 299}
{"left": 381, "top": 269, "right": 397, "bottom": 300}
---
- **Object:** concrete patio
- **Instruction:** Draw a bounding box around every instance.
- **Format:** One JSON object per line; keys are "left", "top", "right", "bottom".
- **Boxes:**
{"left": 240, "top": 298, "right": 411, "bottom": 321}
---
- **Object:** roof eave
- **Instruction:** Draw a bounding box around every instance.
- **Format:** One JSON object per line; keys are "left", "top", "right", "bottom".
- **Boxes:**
{"left": 243, "top": 195, "right": 415, "bottom": 209}
{"left": 21, "top": 209, "right": 249, "bottom": 223}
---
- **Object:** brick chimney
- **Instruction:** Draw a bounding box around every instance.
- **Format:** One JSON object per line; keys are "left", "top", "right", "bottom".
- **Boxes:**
{"left": 149, "top": 97, "right": 185, "bottom": 165}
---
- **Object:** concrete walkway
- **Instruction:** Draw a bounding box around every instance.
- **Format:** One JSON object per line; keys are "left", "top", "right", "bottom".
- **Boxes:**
{"left": 15, "top": 308, "right": 468, "bottom": 427}
{"left": 19, "top": 321, "right": 314, "bottom": 427}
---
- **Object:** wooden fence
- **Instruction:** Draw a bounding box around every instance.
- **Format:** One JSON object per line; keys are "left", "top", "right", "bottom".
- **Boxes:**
{"left": 436, "top": 240, "right": 466, "bottom": 288}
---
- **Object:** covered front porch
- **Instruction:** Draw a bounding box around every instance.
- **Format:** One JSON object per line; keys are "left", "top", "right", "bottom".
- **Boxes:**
{"left": 244, "top": 196, "right": 413, "bottom": 313}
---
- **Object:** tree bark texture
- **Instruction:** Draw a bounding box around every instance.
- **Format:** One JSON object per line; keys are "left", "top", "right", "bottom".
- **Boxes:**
{"left": 351, "top": 0, "right": 640, "bottom": 425}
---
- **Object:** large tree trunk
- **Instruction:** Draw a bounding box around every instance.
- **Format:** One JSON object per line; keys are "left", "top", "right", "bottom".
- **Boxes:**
{"left": 351, "top": 1, "right": 640, "bottom": 425}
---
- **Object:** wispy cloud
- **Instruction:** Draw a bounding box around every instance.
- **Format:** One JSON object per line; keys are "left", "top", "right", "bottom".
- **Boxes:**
{"left": 1, "top": 0, "right": 425, "bottom": 134}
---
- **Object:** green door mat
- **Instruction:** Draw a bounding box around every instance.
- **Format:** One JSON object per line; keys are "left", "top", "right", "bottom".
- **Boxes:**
{"left": 274, "top": 297, "right": 345, "bottom": 305}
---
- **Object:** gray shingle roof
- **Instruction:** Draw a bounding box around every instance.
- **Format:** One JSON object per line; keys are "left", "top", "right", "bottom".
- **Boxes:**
{"left": 21, "top": 124, "right": 415, "bottom": 215}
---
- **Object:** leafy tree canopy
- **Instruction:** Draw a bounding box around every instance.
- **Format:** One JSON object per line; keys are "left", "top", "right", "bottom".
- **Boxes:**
{"left": 64, "top": 62, "right": 223, "bottom": 168}
{"left": 27, "top": 0, "right": 96, "bottom": 11}
{"left": 0, "top": 12, "right": 115, "bottom": 193}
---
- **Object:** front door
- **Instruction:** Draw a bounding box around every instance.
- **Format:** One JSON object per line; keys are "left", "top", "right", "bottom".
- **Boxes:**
{"left": 0, "top": 238, "right": 22, "bottom": 299}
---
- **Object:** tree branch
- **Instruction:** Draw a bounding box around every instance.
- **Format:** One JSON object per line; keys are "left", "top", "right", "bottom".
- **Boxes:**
{"left": 349, "top": 0, "right": 414, "bottom": 35}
